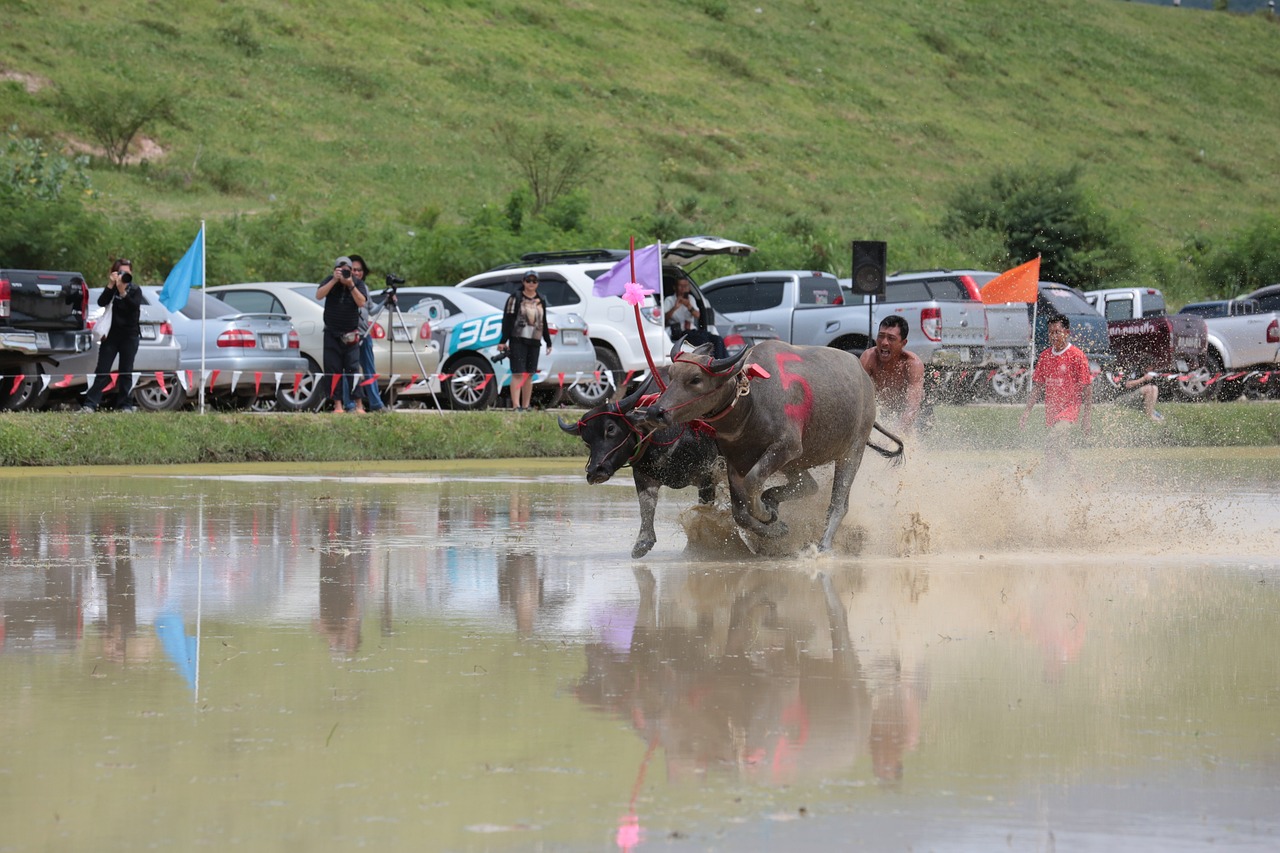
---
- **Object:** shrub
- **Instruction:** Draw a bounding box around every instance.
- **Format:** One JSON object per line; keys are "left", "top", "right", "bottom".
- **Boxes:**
{"left": 942, "top": 164, "right": 1138, "bottom": 288}
{"left": 56, "top": 82, "right": 186, "bottom": 167}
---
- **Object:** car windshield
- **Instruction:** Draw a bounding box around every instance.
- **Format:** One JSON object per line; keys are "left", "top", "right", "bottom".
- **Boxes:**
{"left": 1179, "top": 302, "right": 1228, "bottom": 318}
{"left": 459, "top": 289, "right": 509, "bottom": 310}
{"left": 291, "top": 285, "right": 323, "bottom": 304}
{"left": 1041, "top": 286, "right": 1094, "bottom": 316}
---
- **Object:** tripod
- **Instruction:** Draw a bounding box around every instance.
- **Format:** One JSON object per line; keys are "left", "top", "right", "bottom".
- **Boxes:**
{"left": 378, "top": 277, "right": 442, "bottom": 411}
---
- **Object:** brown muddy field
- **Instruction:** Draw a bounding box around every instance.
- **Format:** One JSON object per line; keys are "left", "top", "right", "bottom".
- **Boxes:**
{"left": 1, "top": 446, "right": 1277, "bottom": 851}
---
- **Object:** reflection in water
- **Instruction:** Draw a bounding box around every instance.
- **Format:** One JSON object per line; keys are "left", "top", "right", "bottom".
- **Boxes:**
{"left": 0, "top": 452, "right": 1277, "bottom": 852}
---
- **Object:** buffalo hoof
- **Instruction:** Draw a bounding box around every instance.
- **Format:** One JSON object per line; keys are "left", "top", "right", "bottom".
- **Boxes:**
{"left": 761, "top": 518, "right": 789, "bottom": 539}
{"left": 631, "top": 537, "right": 656, "bottom": 558}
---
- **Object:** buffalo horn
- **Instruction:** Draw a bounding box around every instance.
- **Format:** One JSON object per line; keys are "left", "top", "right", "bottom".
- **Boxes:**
{"left": 557, "top": 415, "right": 581, "bottom": 435}
{"left": 708, "top": 346, "right": 749, "bottom": 375}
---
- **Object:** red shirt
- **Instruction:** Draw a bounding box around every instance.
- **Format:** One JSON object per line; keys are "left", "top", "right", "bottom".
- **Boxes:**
{"left": 1031, "top": 344, "right": 1092, "bottom": 426}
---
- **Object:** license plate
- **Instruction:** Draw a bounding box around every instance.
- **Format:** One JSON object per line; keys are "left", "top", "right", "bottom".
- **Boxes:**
{"left": 561, "top": 330, "right": 582, "bottom": 346}
{"left": 35, "top": 332, "right": 50, "bottom": 349}
{"left": 262, "top": 334, "right": 283, "bottom": 350}
{"left": 140, "top": 325, "right": 157, "bottom": 341}
{"left": 393, "top": 327, "right": 413, "bottom": 343}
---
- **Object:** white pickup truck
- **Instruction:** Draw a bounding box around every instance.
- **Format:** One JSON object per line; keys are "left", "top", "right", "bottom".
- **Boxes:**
{"left": 699, "top": 269, "right": 994, "bottom": 370}
{"left": 1176, "top": 289, "right": 1280, "bottom": 400}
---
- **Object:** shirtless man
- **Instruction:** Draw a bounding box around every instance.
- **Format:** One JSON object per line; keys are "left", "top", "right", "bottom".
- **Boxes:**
{"left": 860, "top": 315, "right": 926, "bottom": 431}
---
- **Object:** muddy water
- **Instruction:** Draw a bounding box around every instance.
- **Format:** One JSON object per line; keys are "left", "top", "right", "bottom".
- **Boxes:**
{"left": 1, "top": 448, "right": 1277, "bottom": 852}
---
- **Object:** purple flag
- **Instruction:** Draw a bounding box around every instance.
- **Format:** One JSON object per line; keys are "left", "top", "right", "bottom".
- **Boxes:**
{"left": 592, "top": 242, "right": 662, "bottom": 298}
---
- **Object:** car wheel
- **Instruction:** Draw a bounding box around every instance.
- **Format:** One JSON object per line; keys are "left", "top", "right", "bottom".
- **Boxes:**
{"left": 568, "top": 345, "right": 623, "bottom": 407}
{"left": 0, "top": 366, "right": 52, "bottom": 411}
{"left": 134, "top": 378, "right": 189, "bottom": 412}
{"left": 275, "top": 360, "right": 327, "bottom": 412}
{"left": 989, "top": 366, "right": 1027, "bottom": 401}
{"left": 531, "top": 385, "right": 566, "bottom": 410}
{"left": 1176, "top": 351, "right": 1222, "bottom": 402}
{"left": 249, "top": 395, "right": 278, "bottom": 413}
{"left": 445, "top": 354, "right": 496, "bottom": 410}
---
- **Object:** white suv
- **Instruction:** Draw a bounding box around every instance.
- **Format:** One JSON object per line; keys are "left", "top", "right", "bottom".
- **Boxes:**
{"left": 456, "top": 236, "right": 754, "bottom": 406}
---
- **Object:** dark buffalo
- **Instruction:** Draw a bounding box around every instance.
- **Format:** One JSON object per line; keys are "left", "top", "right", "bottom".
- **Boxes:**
{"left": 634, "top": 341, "right": 896, "bottom": 553}
{"left": 559, "top": 376, "right": 720, "bottom": 558}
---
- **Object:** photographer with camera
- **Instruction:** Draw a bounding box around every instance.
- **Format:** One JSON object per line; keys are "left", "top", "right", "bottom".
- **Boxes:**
{"left": 663, "top": 273, "right": 727, "bottom": 358}
{"left": 347, "top": 255, "right": 387, "bottom": 413}
{"left": 316, "top": 255, "right": 369, "bottom": 414}
{"left": 497, "top": 271, "right": 552, "bottom": 412}
{"left": 82, "top": 257, "right": 144, "bottom": 412}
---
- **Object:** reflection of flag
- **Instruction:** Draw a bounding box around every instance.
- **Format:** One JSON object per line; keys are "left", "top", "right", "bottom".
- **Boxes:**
{"left": 593, "top": 242, "right": 662, "bottom": 298}
{"left": 159, "top": 225, "right": 205, "bottom": 312}
{"left": 981, "top": 256, "right": 1040, "bottom": 304}
{"left": 156, "top": 609, "right": 197, "bottom": 691}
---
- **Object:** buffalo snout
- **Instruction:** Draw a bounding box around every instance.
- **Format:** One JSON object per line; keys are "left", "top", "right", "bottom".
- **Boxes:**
{"left": 628, "top": 405, "right": 669, "bottom": 431}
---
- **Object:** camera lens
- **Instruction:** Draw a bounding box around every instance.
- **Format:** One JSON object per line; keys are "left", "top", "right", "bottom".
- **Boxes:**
{"left": 120, "top": 272, "right": 132, "bottom": 284}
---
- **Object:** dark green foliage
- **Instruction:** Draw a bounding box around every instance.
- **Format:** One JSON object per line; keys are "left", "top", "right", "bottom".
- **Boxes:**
{"left": 492, "top": 122, "right": 600, "bottom": 214}
{"left": 942, "top": 165, "right": 1138, "bottom": 288}
{"left": 1186, "top": 216, "right": 1280, "bottom": 296}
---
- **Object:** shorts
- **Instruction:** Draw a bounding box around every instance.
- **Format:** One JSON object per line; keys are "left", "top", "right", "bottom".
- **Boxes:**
{"left": 1114, "top": 387, "right": 1146, "bottom": 410}
{"left": 508, "top": 337, "right": 541, "bottom": 375}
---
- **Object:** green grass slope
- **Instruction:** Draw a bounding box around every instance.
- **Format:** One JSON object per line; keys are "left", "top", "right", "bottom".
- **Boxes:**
{"left": 2, "top": 0, "right": 1279, "bottom": 274}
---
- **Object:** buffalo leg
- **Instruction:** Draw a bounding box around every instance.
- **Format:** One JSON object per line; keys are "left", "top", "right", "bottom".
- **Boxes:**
{"left": 631, "top": 471, "right": 662, "bottom": 558}
{"left": 761, "top": 468, "right": 818, "bottom": 516}
{"left": 818, "top": 446, "right": 866, "bottom": 552}
{"left": 736, "top": 440, "right": 804, "bottom": 538}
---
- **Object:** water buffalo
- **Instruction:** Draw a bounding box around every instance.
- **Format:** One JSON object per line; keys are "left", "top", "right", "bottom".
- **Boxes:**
{"left": 559, "top": 376, "right": 720, "bottom": 558}
{"left": 634, "top": 340, "right": 895, "bottom": 553}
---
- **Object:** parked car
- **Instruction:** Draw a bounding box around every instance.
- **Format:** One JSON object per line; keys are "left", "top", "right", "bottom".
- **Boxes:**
{"left": 205, "top": 282, "right": 441, "bottom": 410}
{"left": 1174, "top": 295, "right": 1280, "bottom": 400}
{"left": 0, "top": 289, "right": 181, "bottom": 411}
{"left": 1082, "top": 286, "right": 1208, "bottom": 399}
{"left": 395, "top": 286, "right": 595, "bottom": 410}
{"left": 456, "top": 236, "right": 756, "bottom": 407}
{"left": 130, "top": 287, "right": 308, "bottom": 411}
{"left": 0, "top": 268, "right": 94, "bottom": 410}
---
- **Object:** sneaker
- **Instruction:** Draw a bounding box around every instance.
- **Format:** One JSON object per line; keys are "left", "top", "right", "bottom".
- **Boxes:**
{"left": 78, "top": 405, "right": 95, "bottom": 413}
{"left": 119, "top": 406, "right": 138, "bottom": 413}
{"left": 1151, "top": 411, "right": 1164, "bottom": 422}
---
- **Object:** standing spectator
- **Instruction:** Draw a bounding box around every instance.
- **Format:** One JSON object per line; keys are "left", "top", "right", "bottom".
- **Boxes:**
{"left": 348, "top": 255, "right": 387, "bottom": 413}
{"left": 497, "top": 271, "right": 553, "bottom": 412}
{"left": 859, "top": 315, "right": 928, "bottom": 433}
{"left": 82, "top": 257, "right": 143, "bottom": 412}
{"left": 1020, "top": 314, "right": 1093, "bottom": 466}
{"left": 316, "top": 255, "right": 368, "bottom": 414}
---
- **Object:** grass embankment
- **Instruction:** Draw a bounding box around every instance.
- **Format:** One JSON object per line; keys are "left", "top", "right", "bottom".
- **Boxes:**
{"left": 3, "top": 0, "right": 1280, "bottom": 289}
{"left": 0, "top": 403, "right": 1276, "bottom": 468}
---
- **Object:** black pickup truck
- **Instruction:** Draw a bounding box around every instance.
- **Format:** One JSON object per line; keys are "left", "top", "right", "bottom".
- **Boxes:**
{"left": 0, "top": 269, "right": 94, "bottom": 406}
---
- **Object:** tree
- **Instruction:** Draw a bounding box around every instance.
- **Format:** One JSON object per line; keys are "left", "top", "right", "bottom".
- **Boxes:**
{"left": 942, "top": 164, "right": 1137, "bottom": 288}
{"left": 57, "top": 83, "right": 185, "bottom": 167}
{"left": 492, "top": 122, "right": 599, "bottom": 215}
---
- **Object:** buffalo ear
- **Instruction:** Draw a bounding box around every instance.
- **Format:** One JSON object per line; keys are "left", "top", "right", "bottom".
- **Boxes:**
{"left": 557, "top": 415, "right": 581, "bottom": 435}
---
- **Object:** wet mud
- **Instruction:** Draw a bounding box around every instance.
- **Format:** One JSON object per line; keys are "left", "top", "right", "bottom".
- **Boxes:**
{"left": 0, "top": 448, "right": 1277, "bottom": 851}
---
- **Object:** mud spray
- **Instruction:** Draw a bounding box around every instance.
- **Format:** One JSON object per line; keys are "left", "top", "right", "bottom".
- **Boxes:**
{"left": 679, "top": 433, "right": 1272, "bottom": 561}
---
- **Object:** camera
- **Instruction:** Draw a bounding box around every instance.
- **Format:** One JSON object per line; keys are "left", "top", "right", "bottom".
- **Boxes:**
{"left": 385, "top": 273, "right": 405, "bottom": 286}
{"left": 119, "top": 272, "right": 133, "bottom": 285}
{"left": 336, "top": 265, "right": 352, "bottom": 279}
{"left": 492, "top": 350, "right": 509, "bottom": 363}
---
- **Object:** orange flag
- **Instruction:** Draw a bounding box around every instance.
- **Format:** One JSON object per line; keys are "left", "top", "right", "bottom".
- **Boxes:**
{"left": 981, "top": 257, "right": 1041, "bottom": 304}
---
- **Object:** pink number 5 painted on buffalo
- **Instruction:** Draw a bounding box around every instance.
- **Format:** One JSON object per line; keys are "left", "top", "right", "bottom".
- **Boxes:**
{"left": 774, "top": 352, "right": 813, "bottom": 430}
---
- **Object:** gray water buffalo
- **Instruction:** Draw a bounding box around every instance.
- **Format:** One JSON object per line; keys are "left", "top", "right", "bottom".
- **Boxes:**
{"left": 559, "top": 376, "right": 720, "bottom": 558}
{"left": 634, "top": 340, "right": 898, "bottom": 552}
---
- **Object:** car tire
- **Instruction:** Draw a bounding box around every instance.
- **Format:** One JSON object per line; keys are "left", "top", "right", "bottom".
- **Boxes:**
{"left": 275, "top": 359, "right": 327, "bottom": 412}
{"left": 988, "top": 366, "right": 1027, "bottom": 402}
{"left": 134, "top": 377, "right": 189, "bottom": 412}
{"left": 444, "top": 354, "right": 496, "bottom": 410}
{"left": 0, "top": 366, "right": 52, "bottom": 412}
{"left": 1176, "top": 351, "right": 1222, "bottom": 402}
{"left": 568, "top": 345, "right": 623, "bottom": 407}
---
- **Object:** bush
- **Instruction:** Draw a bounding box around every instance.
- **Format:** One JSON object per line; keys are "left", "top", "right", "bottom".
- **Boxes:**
{"left": 942, "top": 164, "right": 1139, "bottom": 288}
{"left": 1182, "top": 216, "right": 1280, "bottom": 298}
{"left": 56, "top": 81, "right": 186, "bottom": 167}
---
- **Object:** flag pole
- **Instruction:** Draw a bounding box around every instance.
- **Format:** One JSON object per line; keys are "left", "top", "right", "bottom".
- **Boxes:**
{"left": 198, "top": 221, "right": 207, "bottom": 414}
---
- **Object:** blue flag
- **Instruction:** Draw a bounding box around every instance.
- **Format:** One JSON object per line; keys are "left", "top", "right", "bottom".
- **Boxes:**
{"left": 159, "top": 226, "right": 205, "bottom": 312}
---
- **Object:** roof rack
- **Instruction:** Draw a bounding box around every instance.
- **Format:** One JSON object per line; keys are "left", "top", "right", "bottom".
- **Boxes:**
{"left": 484, "top": 248, "right": 628, "bottom": 272}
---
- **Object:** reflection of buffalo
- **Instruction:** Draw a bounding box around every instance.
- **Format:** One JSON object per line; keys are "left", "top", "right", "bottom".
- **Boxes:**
{"left": 575, "top": 566, "right": 874, "bottom": 785}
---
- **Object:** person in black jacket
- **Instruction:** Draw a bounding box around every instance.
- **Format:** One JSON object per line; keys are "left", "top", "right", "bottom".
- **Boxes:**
{"left": 316, "top": 255, "right": 369, "bottom": 414}
{"left": 82, "top": 258, "right": 144, "bottom": 412}
{"left": 497, "top": 271, "right": 553, "bottom": 411}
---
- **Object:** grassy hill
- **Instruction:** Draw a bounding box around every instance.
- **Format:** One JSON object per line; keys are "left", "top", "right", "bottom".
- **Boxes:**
{"left": 2, "top": 0, "right": 1279, "bottom": 294}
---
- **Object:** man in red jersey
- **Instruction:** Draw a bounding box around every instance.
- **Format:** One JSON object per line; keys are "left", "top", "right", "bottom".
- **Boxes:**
{"left": 1019, "top": 314, "right": 1093, "bottom": 466}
